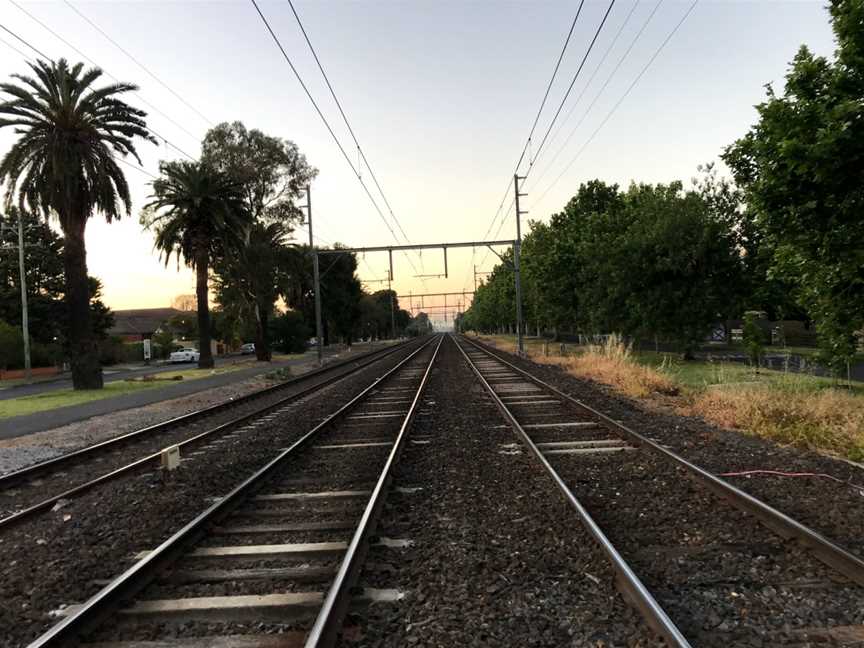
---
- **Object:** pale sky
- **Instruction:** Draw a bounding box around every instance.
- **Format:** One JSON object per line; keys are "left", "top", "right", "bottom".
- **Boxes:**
{"left": 0, "top": 0, "right": 836, "bottom": 326}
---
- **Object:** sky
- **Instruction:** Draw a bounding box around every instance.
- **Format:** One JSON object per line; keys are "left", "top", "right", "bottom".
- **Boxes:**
{"left": 0, "top": 0, "right": 838, "bottom": 327}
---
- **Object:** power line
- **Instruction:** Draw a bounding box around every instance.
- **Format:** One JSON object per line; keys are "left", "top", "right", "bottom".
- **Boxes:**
{"left": 0, "top": 33, "right": 34, "bottom": 61}
{"left": 0, "top": 22, "right": 50, "bottom": 59}
{"left": 62, "top": 0, "right": 214, "bottom": 127}
{"left": 250, "top": 0, "right": 426, "bottom": 286}
{"left": 532, "top": 0, "right": 699, "bottom": 209}
{"left": 478, "top": 2, "right": 587, "bottom": 244}
{"left": 8, "top": 0, "right": 201, "bottom": 149}
{"left": 525, "top": 0, "right": 641, "bottom": 192}
{"left": 0, "top": 13, "right": 198, "bottom": 162}
{"left": 287, "top": 0, "right": 409, "bottom": 245}
{"left": 284, "top": 0, "right": 424, "bottom": 276}
{"left": 523, "top": 0, "right": 618, "bottom": 180}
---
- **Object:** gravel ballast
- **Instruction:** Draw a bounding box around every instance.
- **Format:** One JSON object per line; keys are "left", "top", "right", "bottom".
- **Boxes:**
{"left": 345, "top": 335, "right": 661, "bottom": 647}
{"left": 0, "top": 341, "right": 422, "bottom": 648}
{"left": 468, "top": 337, "right": 864, "bottom": 554}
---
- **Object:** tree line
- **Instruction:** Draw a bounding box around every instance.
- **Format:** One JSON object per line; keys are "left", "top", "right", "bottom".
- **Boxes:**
{"left": 462, "top": 0, "right": 863, "bottom": 372}
{"left": 0, "top": 59, "right": 429, "bottom": 390}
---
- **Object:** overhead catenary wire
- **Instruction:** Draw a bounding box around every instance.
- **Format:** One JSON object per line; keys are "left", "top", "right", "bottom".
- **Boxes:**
{"left": 284, "top": 0, "right": 426, "bottom": 277}
{"left": 250, "top": 0, "right": 427, "bottom": 289}
{"left": 62, "top": 0, "right": 214, "bottom": 127}
{"left": 0, "top": 22, "right": 50, "bottom": 59}
{"left": 0, "top": 12, "right": 198, "bottom": 162}
{"left": 286, "top": 0, "right": 410, "bottom": 245}
{"left": 531, "top": 0, "right": 699, "bottom": 210}
{"left": 8, "top": 0, "right": 201, "bottom": 147}
{"left": 522, "top": 0, "right": 618, "bottom": 181}
{"left": 478, "top": 1, "right": 588, "bottom": 245}
{"left": 524, "top": 0, "right": 643, "bottom": 193}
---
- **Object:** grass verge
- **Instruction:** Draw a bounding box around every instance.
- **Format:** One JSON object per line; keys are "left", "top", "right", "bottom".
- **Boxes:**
{"left": 476, "top": 334, "right": 864, "bottom": 461}
{"left": 0, "top": 365, "right": 250, "bottom": 419}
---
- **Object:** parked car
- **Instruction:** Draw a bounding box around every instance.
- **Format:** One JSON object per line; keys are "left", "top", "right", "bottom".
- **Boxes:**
{"left": 169, "top": 347, "right": 200, "bottom": 363}
{"left": 240, "top": 342, "right": 255, "bottom": 355}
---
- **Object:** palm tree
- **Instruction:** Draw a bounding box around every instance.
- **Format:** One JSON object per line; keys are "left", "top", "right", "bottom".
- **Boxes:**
{"left": 214, "top": 221, "right": 299, "bottom": 361}
{"left": 143, "top": 160, "right": 248, "bottom": 369}
{"left": 0, "top": 58, "right": 153, "bottom": 389}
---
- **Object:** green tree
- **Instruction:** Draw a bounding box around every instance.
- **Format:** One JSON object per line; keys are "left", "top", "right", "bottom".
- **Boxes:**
{"left": 202, "top": 122, "right": 316, "bottom": 360}
{"left": 723, "top": 0, "right": 864, "bottom": 371}
{"left": 270, "top": 310, "right": 310, "bottom": 354}
{"left": 142, "top": 161, "right": 249, "bottom": 368}
{"left": 0, "top": 319, "right": 23, "bottom": 371}
{"left": 213, "top": 222, "right": 301, "bottom": 360}
{"left": 0, "top": 208, "right": 65, "bottom": 345}
{"left": 742, "top": 312, "right": 766, "bottom": 369}
{"left": 0, "top": 59, "right": 153, "bottom": 388}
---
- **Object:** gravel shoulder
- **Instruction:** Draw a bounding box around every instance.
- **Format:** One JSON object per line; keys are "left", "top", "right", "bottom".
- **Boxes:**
{"left": 346, "top": 336, "right": 661, "bottom": 647}
{"left": 0, "top": 343, "right": 419, "bottom": 648}
{"left": 0, "top": 349, "right": 370, "bottom": 476}
{"left": 467, "top": 337, "right": 864, "bottom": 555}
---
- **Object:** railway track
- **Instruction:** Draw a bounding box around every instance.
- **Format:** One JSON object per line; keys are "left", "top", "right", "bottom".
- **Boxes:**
{"left": 0, "top": 339, "right": 419, "bottom": 531}
{"left": 27, "top": 334, "right": 443, "bottom": 648}
{"left": 455, "top": 334, "right": 864, "bottom": 647}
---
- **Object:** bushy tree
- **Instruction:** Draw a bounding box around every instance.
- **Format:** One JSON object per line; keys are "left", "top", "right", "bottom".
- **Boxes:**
{"left": 202, "top": 122, "right": 316, "bottom": 360}
{"left": 723, "top": 0, "right": 864, "bottom": 371}
{"left": 270, "top": 310, "right": 310, "bottom": 354}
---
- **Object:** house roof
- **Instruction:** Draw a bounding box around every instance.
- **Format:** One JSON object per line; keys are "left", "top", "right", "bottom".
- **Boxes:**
{"left": 108, "top": 308, "right": 186, "bottom": 337}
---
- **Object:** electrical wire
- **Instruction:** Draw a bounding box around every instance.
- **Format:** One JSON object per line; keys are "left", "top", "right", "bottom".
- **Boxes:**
{"left": 250, "top": 0, "right": 400, "bottom": 242}
{"left": 284, "top": 0, "right": 425, "bottom": 276}
{"left": 286, "top": 0, "right": 408, "bottom": 245}
{"left": 531, "top": 0, "right": 698, "bottom": 209}
{"left": 477, "top": 1, "right": 587, "bottom": 245}
{"left": 1, "top": 11, "right": 198, "bottom": 161}
{"left": 525, "top": 0, "right": 642, "bottom": 193}
{"left": 9, "top": 0, "right": 201, "bottom": 147}
{"left": 63, "top": 0, "right": 214, "bottom": 126}
{"left": 250, "top": 0, "right": 428, "bottom": 292}
{"left": 0, "top": 22, "right": 50, "bottom": 59}
{"left": 523, "top": 0, "right": 618, "bottom": 180}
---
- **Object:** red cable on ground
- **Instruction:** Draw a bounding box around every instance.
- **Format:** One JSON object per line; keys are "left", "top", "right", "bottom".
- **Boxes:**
{"left": 718, "top": 469, "right": 864, "bottom": 494}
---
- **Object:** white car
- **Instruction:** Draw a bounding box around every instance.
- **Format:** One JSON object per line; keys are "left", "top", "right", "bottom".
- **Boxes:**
{"left": 169, "top": 347, "right": 200, "bottom": 363}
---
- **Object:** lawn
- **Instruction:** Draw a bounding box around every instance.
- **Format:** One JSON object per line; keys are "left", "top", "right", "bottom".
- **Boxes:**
{"left": 0, "top": 365, "right": 249, "bottom": 419}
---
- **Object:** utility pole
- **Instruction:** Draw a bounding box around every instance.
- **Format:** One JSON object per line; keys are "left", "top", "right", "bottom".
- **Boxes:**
{"left": 305, "top": 185, "right": 324, "bottom": 367}
{"left": 513, "top": 174, "right": 526, "bottom": 355}
{"left": 15, "top": 211, "right": 31, "bottom": 382}
{"left": 387, "top": 268, "right": 396, "bottom": 339}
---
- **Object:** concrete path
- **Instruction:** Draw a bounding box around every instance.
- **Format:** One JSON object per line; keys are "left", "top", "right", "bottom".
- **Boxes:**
{"left": 0, "top": 349, "right": 343, "bottom": 440}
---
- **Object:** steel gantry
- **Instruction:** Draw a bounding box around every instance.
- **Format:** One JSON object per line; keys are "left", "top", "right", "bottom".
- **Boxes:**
{"left": 316, "top": 239, "right": 521, "bottom": 344}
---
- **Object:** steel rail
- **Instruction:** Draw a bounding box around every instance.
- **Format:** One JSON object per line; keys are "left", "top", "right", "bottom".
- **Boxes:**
{"left": 0, "top": 340, "right": 410, "bottom": 490}
{"left": 460, "top": 335, "right": 864, "bottom": 588}
{"left": 305, "top": 334, "right": 444, "bottom": 647}
{"left": 0, "top": 340, "right": 421, "bottom": 531}
{"left": 26, "top": 335, "right": 441, "bottom": 648}
{"left": 452, "top": 335, "right": 692, "bottom": 647}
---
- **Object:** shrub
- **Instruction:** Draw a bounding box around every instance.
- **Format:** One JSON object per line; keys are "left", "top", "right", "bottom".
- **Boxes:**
{"left": 0, "top": 320, "right": 23, "bottom": 370}
{"left": 270, "top": 311, "right": 310, "bottom": 354}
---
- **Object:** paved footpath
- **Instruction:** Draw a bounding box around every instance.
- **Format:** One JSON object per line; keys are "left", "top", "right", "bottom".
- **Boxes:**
{"left": 0, "top": 349, "right": 348, "bottom": 441}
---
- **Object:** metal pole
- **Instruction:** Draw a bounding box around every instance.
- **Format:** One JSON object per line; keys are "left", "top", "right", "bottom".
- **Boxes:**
{"left": 17, "top": 211, "right": 31, "bottom": 383}
{"left": 306, "top": 185, "right": 324, "bottom": 367}
{"left": 387, "top": 269, "right": 395, "bottom": 339}
{"left": 513, "top": 174, "right": 525, "bottom": 355}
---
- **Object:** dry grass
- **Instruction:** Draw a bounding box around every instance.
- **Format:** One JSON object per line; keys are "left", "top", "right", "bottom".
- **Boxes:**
{"left": 691, "top": 381, "right": 864, "bottom": 460}
{"left": 535, "top": 335, "right": 678, "bottom": 399}
{"left": 475, "top": 333, "right": 864, "bottom": 460}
